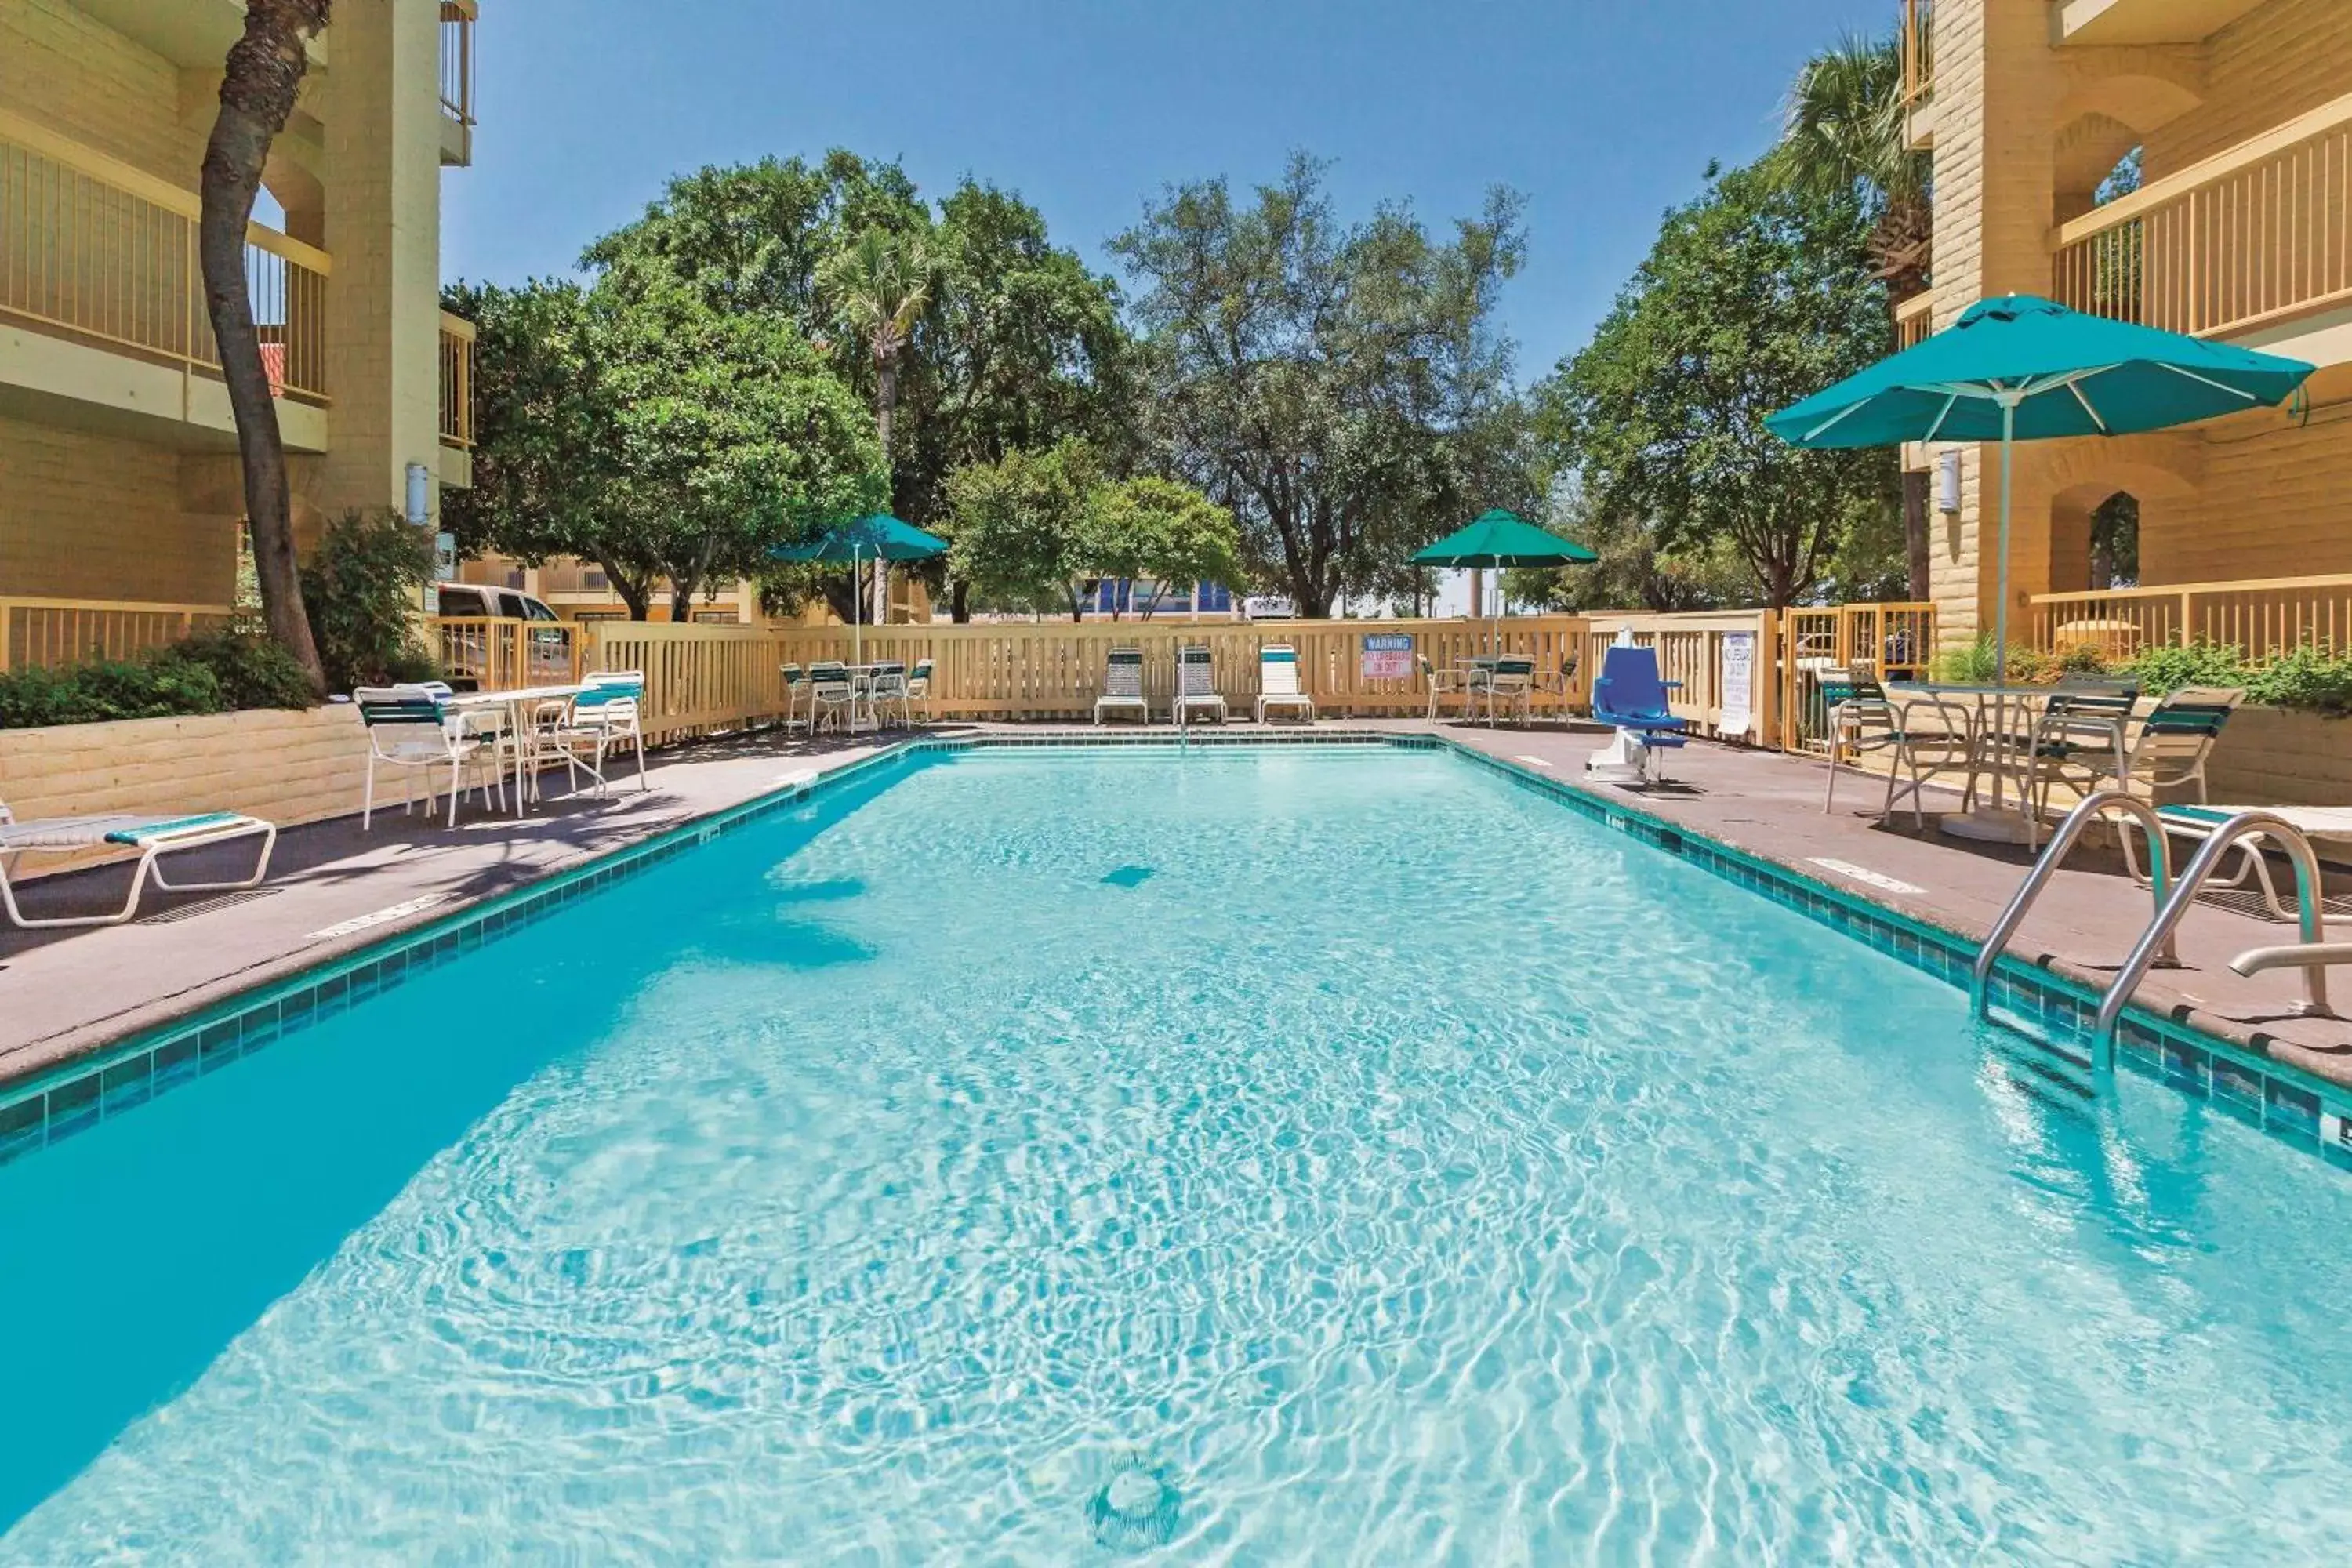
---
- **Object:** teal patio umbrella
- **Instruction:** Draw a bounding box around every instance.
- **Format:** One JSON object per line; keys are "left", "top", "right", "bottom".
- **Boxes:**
{"left": 771, "top": 514, "right": 948, "bottom": 664}
{"left": 1768, "top": 294, "right": 2312, "bottom": 686}
{"left": 1412, "top": 510, "right": 1597, "bottom": 649}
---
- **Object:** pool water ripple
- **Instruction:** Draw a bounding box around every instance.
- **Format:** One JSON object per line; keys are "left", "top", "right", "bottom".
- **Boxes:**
{"left": 3, "top": 749, "right": 2351, "bottom": 1562}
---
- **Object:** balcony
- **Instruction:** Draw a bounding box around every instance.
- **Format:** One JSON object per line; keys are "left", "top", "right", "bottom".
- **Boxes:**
{"left": 2051, "top": 0, "right": 2270, "bottom": 46}
{"left": 438, "top": 310, "right": 474, "bottom": 486}
{"left": 1894, "top": 289, "right": 1933, "bottom": 352}
{"left": 1900, "top": 0, "right": 1937, "bottom": 149}
{"left": 2051, "top": 91, "right": 2352, "bottom": 358}
{"left": 440, "top": 1, "right": 477, "bottom": 167}
{"left": 0, "top": 109, "right": 328, "bottom": 452}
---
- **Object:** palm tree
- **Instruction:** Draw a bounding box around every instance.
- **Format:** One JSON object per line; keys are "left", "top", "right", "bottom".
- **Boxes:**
{"left": 1777, "top": 32, "right": 1933, "bottom": 300}
{"left": 1777, "top": 28, "right": 1936, "bottom": 598}
{"left": 817, "top": 227, "right": 934, "bottom": 622}
{"left": 817, "top": 227, "right": 935, "bottom": 456}
{"left": 200, "top": 0, "right": 332, "bottom": 693}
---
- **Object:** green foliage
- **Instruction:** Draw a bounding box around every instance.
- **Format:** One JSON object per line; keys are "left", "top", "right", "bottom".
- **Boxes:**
{"left": 2124, "top": 641, "right": 2252, "bottom": 695}
{"left": 1074, "top": 478, "right": 1243, "bottom": 616}
{"left": 1534, "top": 160, "right": 1900, "bottom": 608}
{"left": 1109, "top": 154, "right": 1537, "bottom": 616}
{"left": 1771, "top": 30, "right": 1931, "bottom": 296}
{"left": 946, "top": 442, "right": 1098, "bottom": 618}
{"left": 154, "top": 630, "right": 319, "bottom": 710}
{"left": 1501, "top": 489, "right": 1758, "bottom": 613}
{"left": 300, "top": 510, "right": 439, "bottom": 694}
{"left": 1927, "top": 636, "right": 2056, "bottom": 686}
{"left": 2245, "top": 644, "right": 2352, "bottom": 716}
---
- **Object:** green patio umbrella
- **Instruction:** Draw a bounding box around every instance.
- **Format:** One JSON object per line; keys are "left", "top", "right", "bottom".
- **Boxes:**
{"left": 771, "top": 514, "right": 948, "bottom": 665}
{"left": 1769, "top": 293, "right": 2311, "bottom": 840}
{"left": 1768, "top": 294, "right": 2312, "bottom": 685}
{"left": 1412, "top": 510, "right": 1597, "bottom": 650}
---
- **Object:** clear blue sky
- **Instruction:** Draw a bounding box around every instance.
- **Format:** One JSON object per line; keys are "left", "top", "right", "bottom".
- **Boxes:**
{"left": 445, "top": 0, "right": 1887, "bottom": 385}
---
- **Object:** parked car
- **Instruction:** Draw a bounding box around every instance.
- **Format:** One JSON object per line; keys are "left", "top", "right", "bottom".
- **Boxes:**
{"left": 431, "top": 583, "right": 562, "bottom": 623}
{"left": 429, "top": 585, "right": 572, "bottom": 689}
{"left": 1240, "top": 594, "right": 1298, "bottom": 622}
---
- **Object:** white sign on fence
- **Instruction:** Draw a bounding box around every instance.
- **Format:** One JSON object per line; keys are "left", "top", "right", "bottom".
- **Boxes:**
{"left": 1361, "top": 633, "right": 1414, "bottom": 680}
{"left": 1719, "top": 631, "right": 1755, "bottom": 740}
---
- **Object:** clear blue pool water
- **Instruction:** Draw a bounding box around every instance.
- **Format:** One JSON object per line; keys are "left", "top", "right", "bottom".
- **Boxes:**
{"left": 5, "top": 746, "right": 2352, "bottom": 1563}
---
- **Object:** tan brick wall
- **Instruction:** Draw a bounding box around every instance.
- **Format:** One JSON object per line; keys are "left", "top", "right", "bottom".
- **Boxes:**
{"left": 2146, "top": 0, "right": 2352, "bottom": 170}
{"left": 0, "top": 705, "right": 371, "bottom": 877}
{"left": 0, "top": 417, "right": 237, "bottom": 603}
{"left": 2203, "top": 704, "right": 2352, "bottom": 808}
{"left": 0, "top": 0, "right": 204, "bottom": 184}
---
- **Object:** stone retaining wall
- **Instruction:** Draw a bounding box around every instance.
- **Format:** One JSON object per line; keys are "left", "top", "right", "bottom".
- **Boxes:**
{"left": 0, "top": 706, "right": 368, "bottom": 877}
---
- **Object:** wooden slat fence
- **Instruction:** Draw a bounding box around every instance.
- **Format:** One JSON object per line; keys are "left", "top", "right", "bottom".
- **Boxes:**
{"left": 770, "top": 616, "right": 1591, "bottom": 720}
{"left": 0, "top": 597, "right": 234, "bottom": 673}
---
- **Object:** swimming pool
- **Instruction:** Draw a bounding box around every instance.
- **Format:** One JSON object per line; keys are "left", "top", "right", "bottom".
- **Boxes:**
{"left": 4, "top": 743, "right": 2351, "bottom": 1561}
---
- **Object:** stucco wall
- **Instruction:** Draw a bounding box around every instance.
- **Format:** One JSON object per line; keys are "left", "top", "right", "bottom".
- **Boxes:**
{"left": 0, "top": 418, "right": 238, "bottom": 604}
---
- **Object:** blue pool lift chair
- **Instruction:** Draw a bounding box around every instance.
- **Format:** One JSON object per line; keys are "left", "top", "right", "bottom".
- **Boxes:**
{"left": 1586, "top": 644, "right": 1691, "bottom": 786}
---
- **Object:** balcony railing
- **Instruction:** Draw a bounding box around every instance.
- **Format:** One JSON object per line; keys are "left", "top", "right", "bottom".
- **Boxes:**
{"left": 440, "top": 2, "right": 477, "bottom": 129}
{"left": 0, "top": 111, "right": 329, "bottom": 404}
{"left": 0, "top": 597, "right": 235, "bottom": 674}
{"left": 1900, "top": 0, "right": 1931, "bottom": 109}
{"left": 2053, "top": 91, "right": 2352, "bottom": 341}
{"left": 1894, "top": 289, "right": 1933, "bottom": 350}
{"left": 2031, "top": 573, "right": 2352, "bottom": 662}
{"left": 439, "top": 310, "right": 475, "bottom": 449}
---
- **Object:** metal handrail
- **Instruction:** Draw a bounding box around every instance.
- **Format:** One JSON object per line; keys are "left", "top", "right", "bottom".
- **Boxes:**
{"left": 2092, "top": 811, "right": 2336, "bottom": 1071}
{"left": 1974, "top": 789, "right": 2176, "bottom": 1018}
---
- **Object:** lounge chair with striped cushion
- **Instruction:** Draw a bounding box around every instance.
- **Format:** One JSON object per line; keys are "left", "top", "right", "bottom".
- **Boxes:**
{"left": 1254, "top": 644, "right": 1315, "bottom": 724}
{"left": 1173, "top": 645, "right": 1227, "bottom": 728}
{"left": 356, "top": 684, "right": 503, "bottom": 829}
{"left": 0, "top": 803, "right": 276, "bottom": 928}
{"left": 1096, "top": 647, "right": 1150, "bottom": 725}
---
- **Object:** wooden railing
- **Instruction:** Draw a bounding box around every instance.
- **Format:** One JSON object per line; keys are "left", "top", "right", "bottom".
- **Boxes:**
{"left": 582, "top": 622, "right": 784, "bottom": 746}
{"left": 771, "top": 617, "right": 1592, "bottom": 720}
{"left": 440, "top": 1, "right": 477, "bottom": 129}
{"left": 0, "top": 598, "right": 235, "bottom": 674}
{"left": 2053, "top": 91, "right": 2352, "bottom": 339}
{"left": 2031, "top": 574, "right": 2352, "bottom": 661}
{"left": 1900, "top": 0, "right": 1931, "bottom": 109}
{"left": 430, "top": 617, "right": 583, "bottom": 692}
{"left": 438, "top": 310, "right": 475, "bottom": 449}
{"left": 0, "top": 111, "right": 330, "bottom": 403}
{"left": 1584, "top": 611, "right": 1780, "bottom": 746}
{"left": 1894, "top": 289, "right": 1933, "bottom": 351}
{"left": 1780, "top": 601, "right": 1936, "bottom": 754}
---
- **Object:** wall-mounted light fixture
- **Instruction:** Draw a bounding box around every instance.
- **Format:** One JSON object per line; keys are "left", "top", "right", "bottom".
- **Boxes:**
{"left": 1936, "top": 448, "right": 1962, "bottom": 514}
{"left": 405, "top": 461, "right": 431, "bottom": 527}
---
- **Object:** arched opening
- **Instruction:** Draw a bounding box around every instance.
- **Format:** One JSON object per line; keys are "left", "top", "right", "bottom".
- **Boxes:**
{"left": 2089, "top": 491, "right": 2139, "bottom": 589}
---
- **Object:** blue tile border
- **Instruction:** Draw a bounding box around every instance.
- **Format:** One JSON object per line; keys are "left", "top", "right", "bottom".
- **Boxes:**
{"left": 5, "top": 729, "right": 2348, "bottom": 1181}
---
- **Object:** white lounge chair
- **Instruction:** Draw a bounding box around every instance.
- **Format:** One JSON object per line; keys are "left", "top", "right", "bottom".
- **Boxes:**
{"left": 1172, "top": 645, "right": 1226, "bottom": 727}
{"left": 0, "top": 801, "right": 276, "bottom": 928}
{"left": 1254, "top": 644, "right": 1315, "bottom": 724}
{"left": 1096, "top": 647, "right": 1150, "bottom": 725}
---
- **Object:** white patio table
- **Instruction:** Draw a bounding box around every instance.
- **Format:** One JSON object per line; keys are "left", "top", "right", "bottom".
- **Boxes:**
{"left": 441, "top": 682, "right": 586, "bottom": 818}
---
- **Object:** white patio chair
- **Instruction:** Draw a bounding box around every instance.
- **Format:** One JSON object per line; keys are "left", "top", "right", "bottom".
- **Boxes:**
{"left": 561, "top": 670, "right": 648, "bottom": 793}
{"left": 0, "top": 800, "right": 277, "bottom": 929}
{"left": 1818, "top": 666, "right": 1978, "bottom": 829}
{"left": 1421, "top": 654, "right": 1469, "bottom": 722}
{"left": 355, "top": 684, "right": 503, "bottom": 829}
{"left": 779, "top": 662, "right": 812, "bottom": 735}
{"left": 1254, "top": 644, "right": 1315, "bottom": 724}
{"left": 1173, "top": 645, "right": 1227, "bottom": 728}
{"left": 868, "top": 662, "right": 912, "bottom": 729}
{"left": 808, "top": 661, "right": 858, "bottom": 735}
{"left": 1096, "top": 647, "right": 1149, "bottom": 725}
{"left": 904, "top": 659, "right": 936, "bottom": 724}
{"left": 1481, "top": 657, "right": 1536, "bottom": 727}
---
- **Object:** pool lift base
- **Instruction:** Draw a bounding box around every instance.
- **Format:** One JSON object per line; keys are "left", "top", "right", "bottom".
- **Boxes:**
{"left": 1586, "top": 728, "right": 1662, "bottom": 786}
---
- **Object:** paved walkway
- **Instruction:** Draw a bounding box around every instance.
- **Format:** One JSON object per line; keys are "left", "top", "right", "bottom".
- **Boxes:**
{"left": 6, "top": 717, "right": 2349, "bottom": 1094}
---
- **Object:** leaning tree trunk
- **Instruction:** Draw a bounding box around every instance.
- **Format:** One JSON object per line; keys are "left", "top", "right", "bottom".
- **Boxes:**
{"left": 201, "top": 0, "right": 331, "bottom": 694}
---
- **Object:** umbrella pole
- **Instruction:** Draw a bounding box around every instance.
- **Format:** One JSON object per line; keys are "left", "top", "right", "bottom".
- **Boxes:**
{"left": 1994, "top": 399, "right": 2014, "bottom": 691}
{"left": 853, "top": 543, "right": 863, "bottom": 670}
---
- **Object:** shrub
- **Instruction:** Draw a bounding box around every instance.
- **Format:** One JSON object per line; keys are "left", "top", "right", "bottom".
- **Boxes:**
{"left": 0, "top": 655, "right": 220, "bottom": 729}
{"left": 1928, "top": 635, "right": 2053, "bottom": 685}
{"left": 2122, "top": 641, "right": 2252, "bottom": 697}
{"left": 301, "top": 509, "right": 439, "bottom": 693}
{"left": 152, "top": 630, "right": 318, "bottom": 710}
{"left": 2244, "top": 643, "right": 2352, "bottom": 717}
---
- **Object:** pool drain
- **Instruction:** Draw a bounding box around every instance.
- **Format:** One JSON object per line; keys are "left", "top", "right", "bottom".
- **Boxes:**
{"left": 1086, "top": 1464, "right": 1180, "bottom": 1549}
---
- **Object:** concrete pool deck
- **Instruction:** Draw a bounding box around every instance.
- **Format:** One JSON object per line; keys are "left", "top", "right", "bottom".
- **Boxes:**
{"left": 4, "top": 717, "right": 2349, "bottom": 1098}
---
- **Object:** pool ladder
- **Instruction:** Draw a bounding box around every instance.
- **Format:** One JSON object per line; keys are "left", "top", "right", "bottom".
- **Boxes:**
{"left": 1973, "top": 789, "right": 2339, "bottom": 1079}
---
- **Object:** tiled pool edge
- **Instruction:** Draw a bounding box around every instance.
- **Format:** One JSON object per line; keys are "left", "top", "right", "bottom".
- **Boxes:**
{"left": 5, "top": 730, "right": 2347, "bottom": 1178}
{"left": 1436, "top": 739, "right": 2352, "bottom": 1171}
